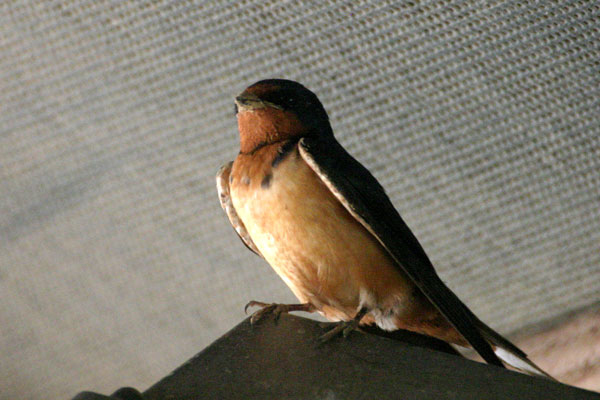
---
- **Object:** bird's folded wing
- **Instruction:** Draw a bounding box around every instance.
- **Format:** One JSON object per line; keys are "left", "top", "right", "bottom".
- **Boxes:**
{"left": 299, "top": 136, "right": 502, "bottom": 366}
{"left": 216, "top": 162, "right": 263, "bottom": 258}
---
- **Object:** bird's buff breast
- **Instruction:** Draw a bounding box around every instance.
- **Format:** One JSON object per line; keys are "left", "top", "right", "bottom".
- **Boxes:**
{"left": 230, "top": 145, "right": 416, "bottom": 325}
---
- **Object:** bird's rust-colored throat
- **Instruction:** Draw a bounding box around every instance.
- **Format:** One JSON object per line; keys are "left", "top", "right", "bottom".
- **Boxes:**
{"left": 237, "top": 108, "right": 307, "bottom": 154}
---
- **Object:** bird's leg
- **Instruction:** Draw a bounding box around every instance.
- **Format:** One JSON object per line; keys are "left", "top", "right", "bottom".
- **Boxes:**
{"left": 244, "top": 300, "right": 316, "bottom": 324}
{"left": 318, "top": 307, "right": 369, "bottom": 342}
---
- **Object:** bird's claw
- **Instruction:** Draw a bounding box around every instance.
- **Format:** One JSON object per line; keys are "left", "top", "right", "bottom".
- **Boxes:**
{"left": 244, "top": 301, "right": 290, "bottom": 324}
{"left": 318, "top": 319, "right": 362, "bottom": 343}
{"left": 245, "top": 301, "right": 274, "bottom": 324}
{"left": 244, "top": 300, "right": 269, "bottom": 315}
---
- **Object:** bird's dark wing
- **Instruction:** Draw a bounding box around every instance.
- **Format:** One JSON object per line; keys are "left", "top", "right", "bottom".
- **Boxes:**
{"left": 298, "top": 136, "right": 503, "bottom": 366}
{"left": 216, "top": 162, "right": 263, "bottom": 258}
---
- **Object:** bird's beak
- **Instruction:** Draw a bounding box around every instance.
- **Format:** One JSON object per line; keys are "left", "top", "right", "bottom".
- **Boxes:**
{"left": 235, "top": 92, "right": 282, "bottom": 113}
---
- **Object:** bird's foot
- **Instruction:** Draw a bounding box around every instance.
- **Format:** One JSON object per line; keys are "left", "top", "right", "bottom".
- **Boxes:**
{"left": 318, "top": 320, "right": 362, "bottom": 342}
{"left": 244, "top": 300, "right": 314, "bottom": 324}
{"left": 318, "top": 307, "right": 369, "bottom": 343}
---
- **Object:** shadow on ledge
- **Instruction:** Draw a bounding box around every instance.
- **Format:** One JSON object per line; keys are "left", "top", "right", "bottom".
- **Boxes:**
{"left": 74, "top": 314, "right": 599, "bottom": 400}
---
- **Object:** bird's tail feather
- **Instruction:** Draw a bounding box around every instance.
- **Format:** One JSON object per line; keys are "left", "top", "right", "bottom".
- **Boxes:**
{"left": 453, "top": 297, "right": 555, "bottom": 379}
{"left": 476, "top": 320, "right": 555, "bottom": 380}
{"left": 493, "top": 346, "right": 554, "bottom": 379}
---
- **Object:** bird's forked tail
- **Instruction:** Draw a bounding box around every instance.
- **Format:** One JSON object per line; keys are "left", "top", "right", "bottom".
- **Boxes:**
{"left": 477, "top": 320, "right": 555, "bottom": 380}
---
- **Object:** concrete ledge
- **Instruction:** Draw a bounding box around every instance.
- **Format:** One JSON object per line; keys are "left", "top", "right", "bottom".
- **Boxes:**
{"left": 145, "top": 315, "right": 597, "bottom": 399}
{"left": 74, "top": 314, "right": 600, "bottom": 399}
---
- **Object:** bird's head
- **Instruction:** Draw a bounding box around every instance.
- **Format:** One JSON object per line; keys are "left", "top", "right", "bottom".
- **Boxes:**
{"left": 234, "top": 79, "right": 332, "bottom": 153}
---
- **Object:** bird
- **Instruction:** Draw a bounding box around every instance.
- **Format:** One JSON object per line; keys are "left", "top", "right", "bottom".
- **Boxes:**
{"left": 216, "top": 78, "right": 552, "bottom": 378}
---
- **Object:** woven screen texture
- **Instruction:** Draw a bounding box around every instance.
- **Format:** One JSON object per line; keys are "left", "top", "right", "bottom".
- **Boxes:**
{"left": 1, "top": 1, "right": 599, "bottom": 398}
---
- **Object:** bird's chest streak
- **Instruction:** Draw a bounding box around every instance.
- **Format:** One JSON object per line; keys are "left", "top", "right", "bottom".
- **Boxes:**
{"left": 230, "top": 145, "right": 417, "bottom": 323}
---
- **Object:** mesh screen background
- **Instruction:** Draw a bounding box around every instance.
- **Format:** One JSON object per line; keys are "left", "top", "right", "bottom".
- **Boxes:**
{"left": 1, "top": 1, "right": 599, "bottom": 398}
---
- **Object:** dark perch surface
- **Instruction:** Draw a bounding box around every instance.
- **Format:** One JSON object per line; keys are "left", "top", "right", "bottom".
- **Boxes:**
{"left": 140, "top": 315, "right": 598, "bottom": 400}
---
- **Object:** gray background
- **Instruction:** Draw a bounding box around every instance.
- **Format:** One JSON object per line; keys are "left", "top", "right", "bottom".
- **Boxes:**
{"left": 1, "top": 1, "right": 599, "bottom": 399}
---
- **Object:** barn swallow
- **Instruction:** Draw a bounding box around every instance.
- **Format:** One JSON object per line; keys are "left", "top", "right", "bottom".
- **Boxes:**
{"left": 217, "top": 79, "right": 552, "bottom": 378}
